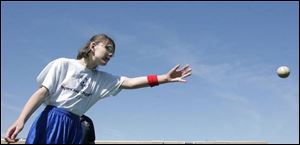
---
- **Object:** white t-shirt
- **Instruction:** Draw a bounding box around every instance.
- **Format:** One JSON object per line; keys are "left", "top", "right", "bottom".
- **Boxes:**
{"left": 37, "top": 58, "right": 125, "bottom": 116}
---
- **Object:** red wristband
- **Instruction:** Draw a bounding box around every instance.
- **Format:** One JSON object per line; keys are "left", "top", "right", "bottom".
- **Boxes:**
{"left": 147, "top": 75, "right": 159, "bottom": 87}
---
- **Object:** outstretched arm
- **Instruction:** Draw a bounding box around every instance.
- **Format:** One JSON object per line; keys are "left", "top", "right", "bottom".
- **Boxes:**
{"left": 121, "top": 64, "right": 192, "bottom": 89}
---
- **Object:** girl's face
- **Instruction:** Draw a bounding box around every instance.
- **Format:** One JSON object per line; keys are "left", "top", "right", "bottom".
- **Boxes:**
{"left": 90, "top": 41, "right": 115, "bottom": 66}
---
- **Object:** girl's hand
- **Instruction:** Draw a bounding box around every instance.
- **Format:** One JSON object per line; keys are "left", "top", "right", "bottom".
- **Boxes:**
{"left": 166, "top": 64, "right": 192, "bottom": 83}
{"left": 5, "top": 120, "right": 24, "bottom": 143}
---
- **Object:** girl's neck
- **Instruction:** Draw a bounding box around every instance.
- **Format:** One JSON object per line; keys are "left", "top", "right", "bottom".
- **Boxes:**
{"left": 78, "top": 58, "right": 97, "bottom": 70}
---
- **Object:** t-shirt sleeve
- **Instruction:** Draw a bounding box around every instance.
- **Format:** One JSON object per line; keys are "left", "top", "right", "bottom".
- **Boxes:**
{"left": 110, "top": 76, "right": 126, "bottom": 96}
{"left": 99, "top": 73, "right": 125, "bottom": 97}
{"left": 36, "top": 58, "right": 62, "bottom": 95}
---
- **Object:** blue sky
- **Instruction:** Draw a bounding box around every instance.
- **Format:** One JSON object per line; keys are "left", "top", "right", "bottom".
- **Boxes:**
{"left": 1, "top": 1, "right": 299, "bottom": 144}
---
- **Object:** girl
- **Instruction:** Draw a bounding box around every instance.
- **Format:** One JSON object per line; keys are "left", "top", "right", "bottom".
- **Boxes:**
{"left": 5, "top": 34, "right": 192, "bottom": 144}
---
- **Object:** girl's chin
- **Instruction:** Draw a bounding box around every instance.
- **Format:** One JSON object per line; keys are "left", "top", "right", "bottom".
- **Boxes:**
{"left": 99, "top": 60, "right": 108, "bottom": 65}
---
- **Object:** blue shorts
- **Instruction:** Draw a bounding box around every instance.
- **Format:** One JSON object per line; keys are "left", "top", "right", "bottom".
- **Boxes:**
{"left": 25, "top": 105, "right": 83, "bottom": 144}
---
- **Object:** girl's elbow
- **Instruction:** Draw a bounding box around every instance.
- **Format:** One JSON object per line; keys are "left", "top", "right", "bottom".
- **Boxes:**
{"left": 121, "top": 78, "right": 134, "bottom": 89}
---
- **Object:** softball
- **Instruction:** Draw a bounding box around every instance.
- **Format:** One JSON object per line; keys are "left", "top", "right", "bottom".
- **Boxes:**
{"left": 277, "top": 66, "right": 290, "bottom": 78}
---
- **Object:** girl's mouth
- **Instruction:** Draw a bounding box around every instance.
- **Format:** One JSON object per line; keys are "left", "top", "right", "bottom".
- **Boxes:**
{"left": 104, "top": 56, "right": 110, "bottom": 62}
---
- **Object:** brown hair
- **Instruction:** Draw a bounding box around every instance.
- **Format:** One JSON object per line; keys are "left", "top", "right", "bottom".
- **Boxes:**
{"left": 76, "top": 34, "right": 116, "bottom": 59}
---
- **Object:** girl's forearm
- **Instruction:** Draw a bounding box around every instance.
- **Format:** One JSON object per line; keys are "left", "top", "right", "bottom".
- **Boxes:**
{"left": 17, "top": 87, "right": 48, "bottom": 123}
{"left": 122, "top": 74, "right": 168, "bottom": 89}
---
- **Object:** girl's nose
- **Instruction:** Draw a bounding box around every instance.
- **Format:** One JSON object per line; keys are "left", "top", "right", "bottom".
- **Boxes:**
{"left": 108, "top": 52, "right": 114, "bottom": 58}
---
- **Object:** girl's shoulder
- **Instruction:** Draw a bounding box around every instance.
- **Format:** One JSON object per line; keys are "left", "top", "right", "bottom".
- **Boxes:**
{"left": 53, "top": 57, "right": 73, "bottom": 63}
{"left": 51, "top": 57, "right": 76, "bottom": 65}
{"left": 44, "top": 58, "right": 77, "bottom": 70}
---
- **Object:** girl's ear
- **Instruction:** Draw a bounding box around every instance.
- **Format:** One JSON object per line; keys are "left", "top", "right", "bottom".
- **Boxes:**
{"left": 89, "top": 42, "right": 96, "bottom": 49}
{"left": 88, "top": 42, "right": 97, "bottom": 54}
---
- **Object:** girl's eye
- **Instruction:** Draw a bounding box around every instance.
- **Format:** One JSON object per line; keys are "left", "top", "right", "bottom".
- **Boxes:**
{"left": 105, "top": 46, "right": 114, "bottom": 53}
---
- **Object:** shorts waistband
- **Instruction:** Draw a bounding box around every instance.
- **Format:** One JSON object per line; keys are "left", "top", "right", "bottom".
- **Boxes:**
{"left": 44, "top": 105, "right": 80, "bottom": 119}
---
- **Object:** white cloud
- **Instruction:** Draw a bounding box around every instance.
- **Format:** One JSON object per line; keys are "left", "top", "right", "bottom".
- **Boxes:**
{"left": 1, "top": 102, "right": 21, "bottom": 113}
{"left": 99, "top": 128, "right": 126, "bottom": 140}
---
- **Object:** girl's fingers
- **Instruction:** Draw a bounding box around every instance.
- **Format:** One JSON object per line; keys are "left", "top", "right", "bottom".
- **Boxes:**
{"left": 171, "top": 64, "right": 180, "bottom": 72}
{"left": 182, "top": 72, "right": 192, "bottom": 79}
{"left": 179, "top": 65, "right": 189, "bottom": 71}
